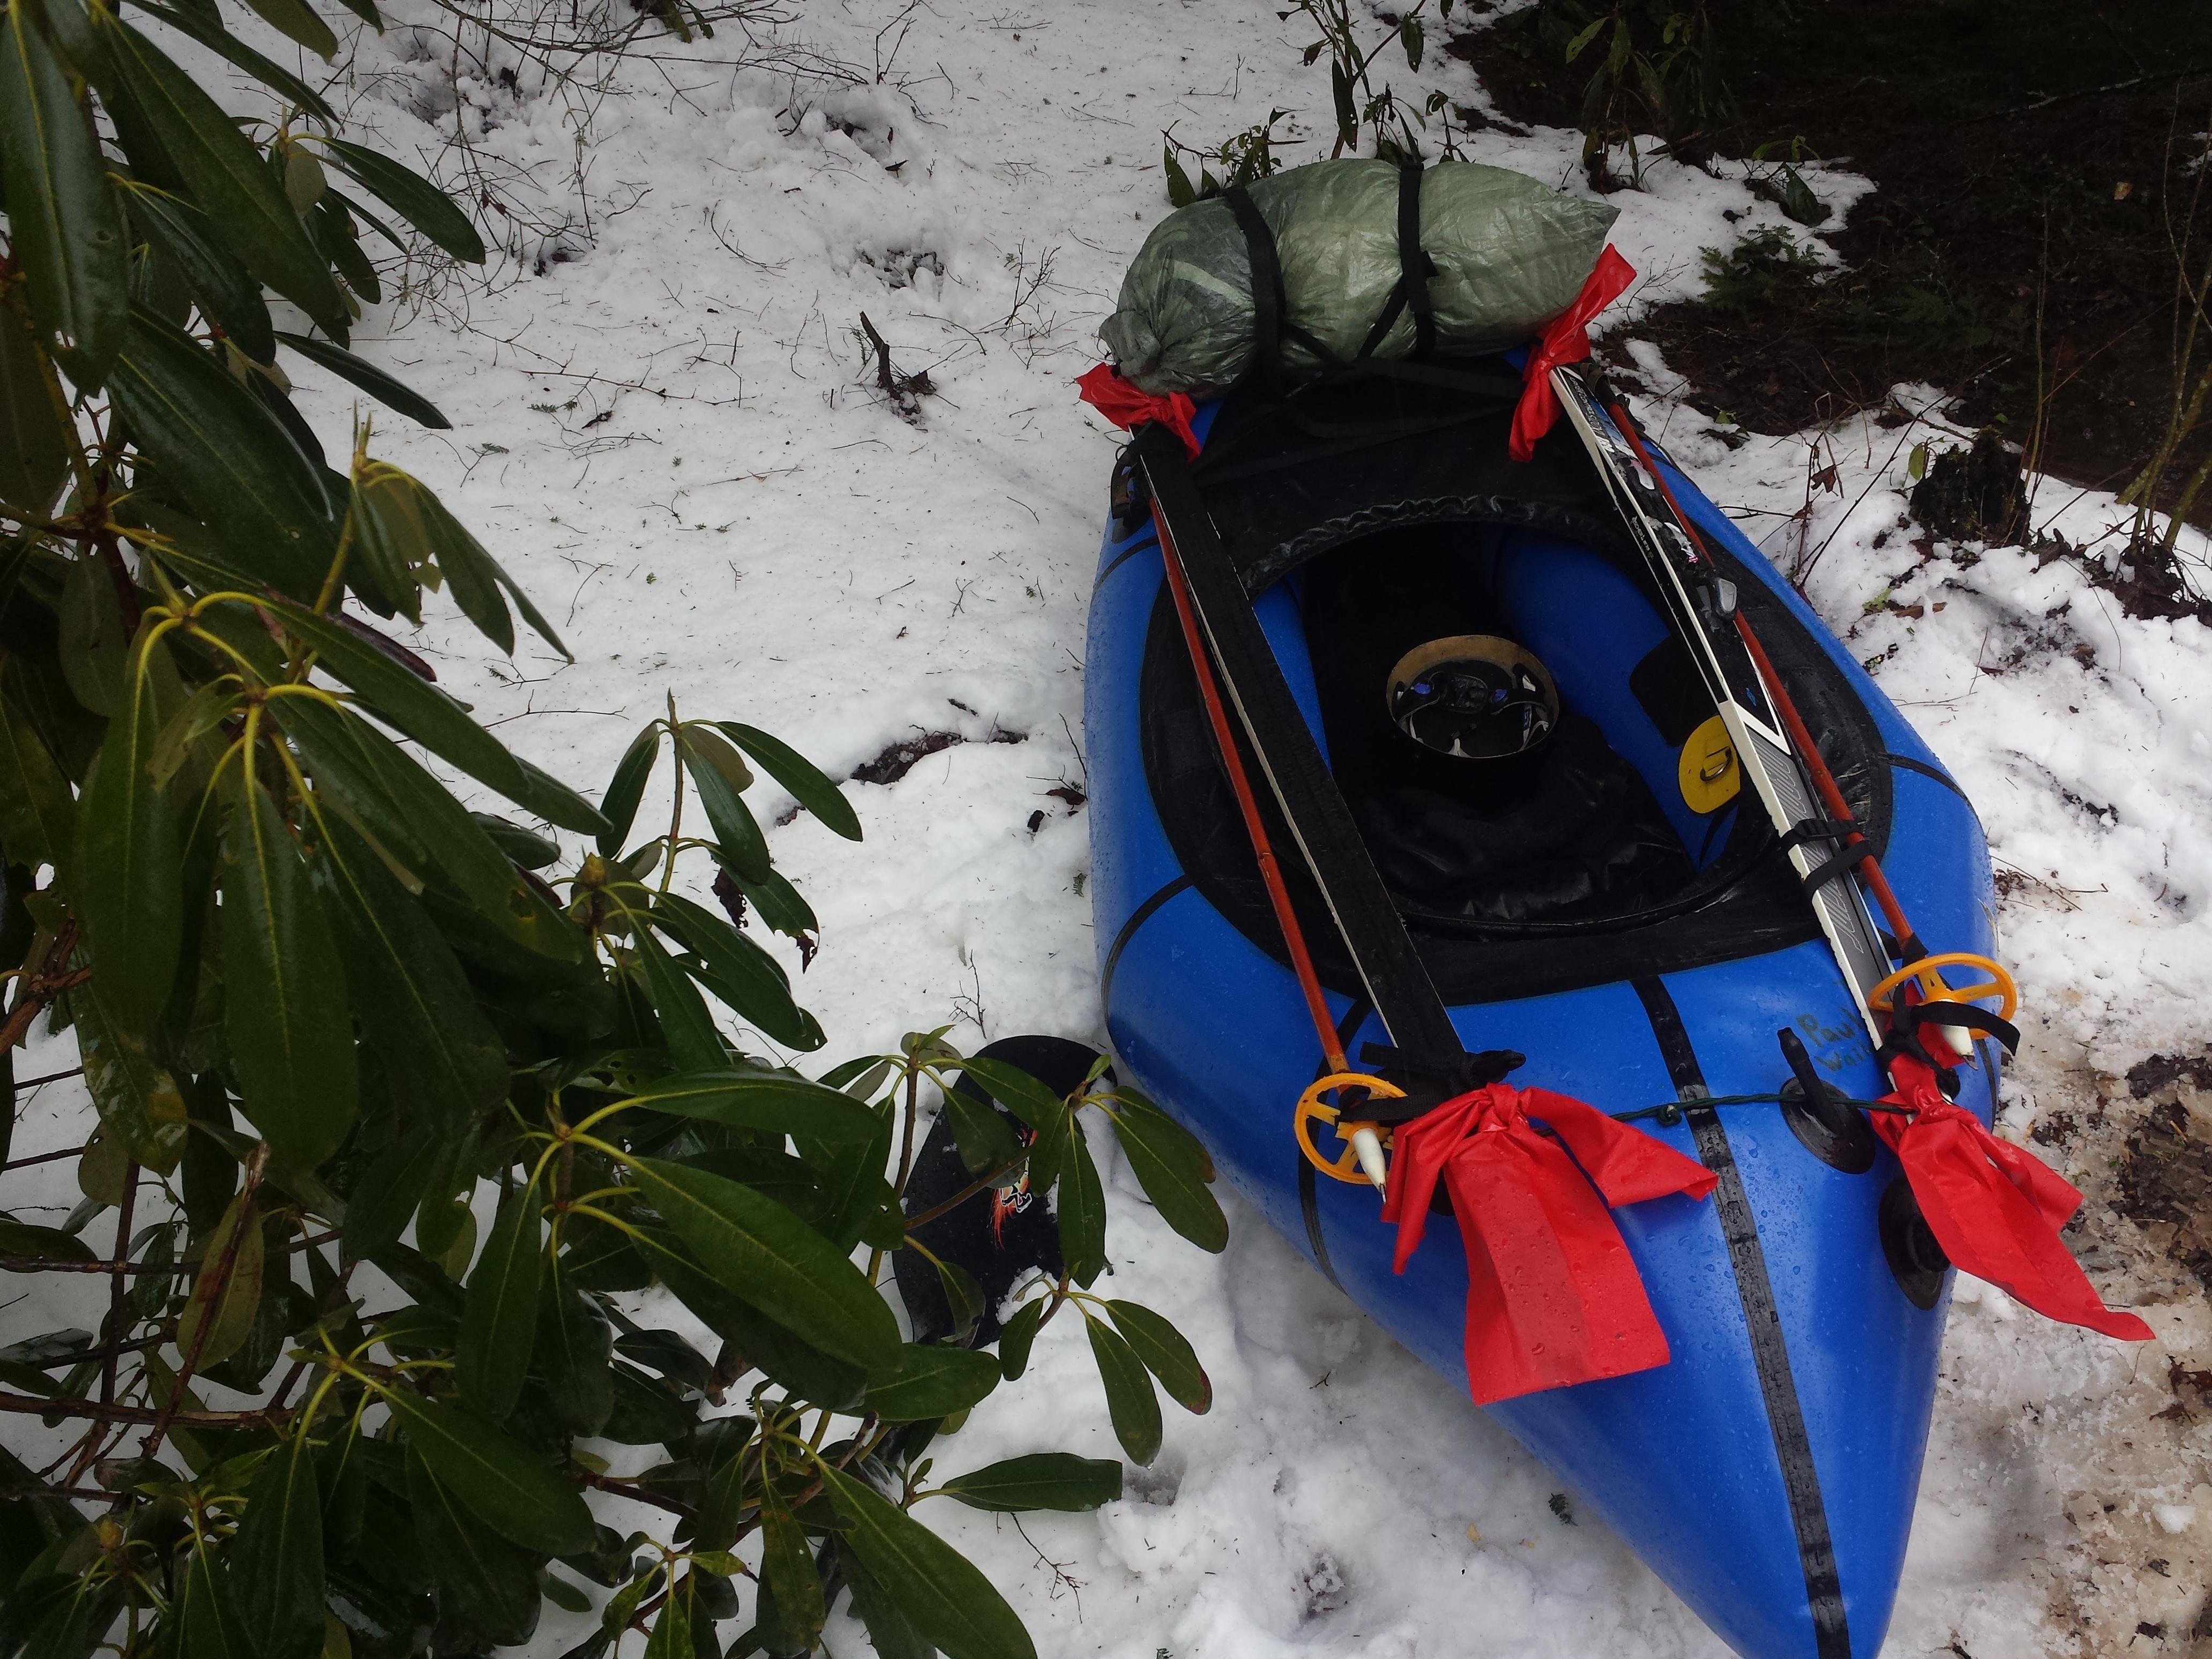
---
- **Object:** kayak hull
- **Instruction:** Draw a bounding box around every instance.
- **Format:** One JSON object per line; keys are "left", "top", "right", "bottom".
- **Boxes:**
{"left": 1083, "top": 410, "right": 1994, "bottom": 1659}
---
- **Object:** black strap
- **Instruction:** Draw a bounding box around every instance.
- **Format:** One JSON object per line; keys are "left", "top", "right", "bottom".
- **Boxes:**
{"left": 1880, "top": 1000, "right": 2021, "bottom": 1086}
{"left": 1359, "top": 1041, "right": 1522, "bottom": 1111}
{"left": 1631, "top": 977, "right": 1851, "bottom": 1659}
{"left": 1225, "top": 184, "right": 1345, "bottom": 386}
{"left": 1776, "top": 818, "right": 1856, "bottom": 853}
{"left": 1796, "top": 846, "right": 1862, "bottom": 899}
{"left": 1222, "top": 187, "right": 1286, "bottom": 394}
{"left": 1132, "top": 422, "right": 1463, "bottom": 1116}
{"left": 1398, "top": 163, "right": 1437, "bottom": 359}
{"left": 1350, "top": 166, "right": 1439, "bottom": 362}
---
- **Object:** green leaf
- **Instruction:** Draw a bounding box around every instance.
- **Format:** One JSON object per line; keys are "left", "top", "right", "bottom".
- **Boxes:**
{"left": 106, "top": 308, "right": 335, "bottom": 599}
{"left": 619, "top": 1067, "right": 881, "bottom": 1144}
{"left": 756, "top": 1481, "right": 824, "bottom": 1655}
{"left": 129, "top": 2, "right": 338, "bottom": 125}
{"left": 862, "top": 1343, "right": 1001, "bottom": 1423}
{"left": 689, "top": 1423, "right": 755, "bottom": 1552}
{"left": 1780, "top": 165, "right": 1829, "bottom": 227}
{"left": 596, "top": 724, "right": 660, "bottom": 858}
{"left": 412, "top": 481, "right": 512, "bottom": 649}
{"left": 1056, "top": 1120, "right": 1107, "bottom": 1288}
{"left": 308, "top": 810, "right": 507, "bottom": 1132}
{"left": 181, "top": 1538, "right": 256, "bottom": 1659}
{"left": 625, "top": 1157, "right": 896, "bottom": 1369}
{"left": 1083, "top": 1312, "right": 1161, "bottom": 1465}
{"left": 1105, "top": 1301, "right": 1210, "bottom": 1414}
{"left": 121, "top": 181, "right": 275, "bottom": 364}
{"left": 938, "top": 1083, "right": 1019, "bottom": 1177}
{"left": 278, "top": 697, "right": 577, "bottom": 957}
{"left": 220, "top": 773, "right": 357, "bottom": 1168}
{"left": 471, "top": 812, "right": 557, "bottom": 869}
{"left": 73, "top": 982, "right": 188, "bottom": 1172}
{"left": 540, "top": 1572, "right": 593, "bottom": 1616}
{"left": 818, "top": 1463, "right": 1036, "bottom": 1659}
{"left": 651, "top": 891, "right": 816, "bottom": 1050}
{"left": 996, "top": 1299, "right": 1042, "bottom": 1381}
{"left": 713, "top": 723, "right": 861, "bottom": 841}
{"left": 639, "top": 1575, "right": 690, "bottom": 1659}
{"left": 0, "top": 1217, "right": 96, "bottom": 1264}
{"left": 177, "top": 1189, "right": 266, "bottom": 1369}
{"left": 676, "top": 727, "right": 768, "bottom": 883}
{"left": 237, "top": 0, "right": 337, "bottom": 61}
{"left": 261, "top": 596, "right": 609, "bottom": 836}
{"left": 1564, "top": 14, "right": 1606, "bottom": 61}
{"left": 459, "top": 1184, "right": 543, "bottom": 1421}
{"left": 313, "top": 138, "right": 484, "bottom": 264}
{"left": 937, "top": 1453, "right": 1121, "bottom": 1514}
{"left": 1103, "top": 1093, "right": 1225, "bottom": 1253}
{"left": 0, "top": 695, "right": 72, "bottom": 876}
{"left": 231, "top": 1433, "right": 325, "bottom": 1659}
{"left": 274, "top": 331, "right": 447, "bottom": 428}
{"left": 340, "top": 1136, "right": 439, "bottom": 1261}
{"left": 406, "top": 1445, "right": 542, "bottom": 1648}
{"left": 601, "top": 1359, "right": 693, "bottom": 1447}
{"left": 535, "top": 1273, "right": 612, "bottom": 1438}
{"left": 0, "top": 3, "right": 126, "bottom": 382}
{"left": 99, "top": 13, "right": 347, "bottom": 332}
{"left": 625, "top": 916, "right": 723, "bottom": 1071}
{"left": 341, "top": 460, "right": 429, "bottom": 624}
{"left": 0, "top": 283, "right": 73, "bottom": 517}
{"left": 1162, "top": 143, "right": 1195, "bottom": 209}
{"left": 719, "top": 858, "right": 818, "bottom": 942}
{"left": 56, "top": 545, "right": 126, "bottom": 713}
{"left": 953, "top": 1056, "right": 1067, "bottom": 1133}
{"left": 378, "top": 1387, "right": 595, "bottom": 1556}
{"left": 796, "top": 1103, "right": 898, "bottom": 1252}
{"left": 72, "top": 627, "right": 182, "bottom": 1029}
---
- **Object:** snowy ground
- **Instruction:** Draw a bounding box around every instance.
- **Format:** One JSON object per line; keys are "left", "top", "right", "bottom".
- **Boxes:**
{"left": 6, "top": 0, "right": 2211, "bottom": 1653}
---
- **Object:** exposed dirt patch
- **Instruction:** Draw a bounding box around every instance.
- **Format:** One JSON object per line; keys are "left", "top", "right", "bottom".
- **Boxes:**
{"left": 2117, "top": 1092, "right": 2212, "bottom": 1300}
{"left": 2127, "top": 1050, "right": 2212, "bottom": 1100}
{"left": 850, "top": 725, "right": 1025, "bottom": 787}
{"left": 1454, "top": 1, "right": 2212, "bottom": 520}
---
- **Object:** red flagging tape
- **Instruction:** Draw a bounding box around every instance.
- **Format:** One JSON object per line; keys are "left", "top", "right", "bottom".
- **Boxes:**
{"left": 1382, "top": 1083, "right": 1716, "bottom": 1406}
{"left": 1874, "top": 1051, "right": 2152, "bottom": 1340}
{"left": 1508, "top": 245, "right": 1638, "bottom": 464}
{"left": 1075, "top": 363, "right": 1200, "bottom": 458}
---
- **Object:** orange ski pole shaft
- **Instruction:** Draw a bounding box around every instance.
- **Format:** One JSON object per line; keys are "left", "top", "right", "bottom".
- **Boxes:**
{"left": 1151, "top": 506, "right": 1349, "bottom": 1074}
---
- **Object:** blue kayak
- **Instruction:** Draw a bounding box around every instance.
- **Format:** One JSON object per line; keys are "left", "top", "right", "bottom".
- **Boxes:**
{"left": 1083, "top": 366, "right": 1996, "bottom": 1659}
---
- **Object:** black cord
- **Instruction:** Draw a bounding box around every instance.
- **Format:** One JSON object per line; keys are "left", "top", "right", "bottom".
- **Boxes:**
{"left": 1609, "top": 1092, "right": 1905, "bottom": 1127}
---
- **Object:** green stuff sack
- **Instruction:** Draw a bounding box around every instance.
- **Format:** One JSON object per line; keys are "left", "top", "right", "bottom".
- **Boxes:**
{"left": 1101, "top": 159, "right": 1619, "bottom": 397}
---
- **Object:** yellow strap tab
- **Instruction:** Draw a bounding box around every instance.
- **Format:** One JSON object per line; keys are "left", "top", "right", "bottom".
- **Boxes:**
{"left": 1678, "top": 714, "right": 1740, "bottom": 813}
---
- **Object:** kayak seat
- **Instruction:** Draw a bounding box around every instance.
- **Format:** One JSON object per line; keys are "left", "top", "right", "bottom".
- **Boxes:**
{"left": 1298, "top": 522, "right": 1702, "bottom": 926}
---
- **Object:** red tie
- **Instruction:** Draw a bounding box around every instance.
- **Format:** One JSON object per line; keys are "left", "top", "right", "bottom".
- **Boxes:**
{"left": 1873, "top": 1052, "right": 2151, "bottom": 1340}
{"left": 1382, "top": 1084, "right": 1717, "bottom": 1406}
{"left": 1075, "top": 363, "right": 1201, "bottom": 457}
{"left": 1507, "top": 246, "right": 1638, "bottom": 463}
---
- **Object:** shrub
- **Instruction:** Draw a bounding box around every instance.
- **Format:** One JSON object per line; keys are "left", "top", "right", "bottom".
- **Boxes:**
{"left": 0, "top": 2, "right": 1225, "bottom": 1655}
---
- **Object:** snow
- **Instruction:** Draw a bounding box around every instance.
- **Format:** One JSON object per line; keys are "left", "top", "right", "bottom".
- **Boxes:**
{"left": 6, "top": 0, "right": 2210, "bottom": 1655}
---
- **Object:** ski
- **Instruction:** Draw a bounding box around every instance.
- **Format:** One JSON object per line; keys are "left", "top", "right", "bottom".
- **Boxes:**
{"left": 1550, "top": 364, "right": 1893, "bottom": 1037}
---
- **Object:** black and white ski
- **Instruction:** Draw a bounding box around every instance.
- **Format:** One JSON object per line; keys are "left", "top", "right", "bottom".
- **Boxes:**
{"left": 1550, "top": 365, "right": 1892, "bottom": 1036}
